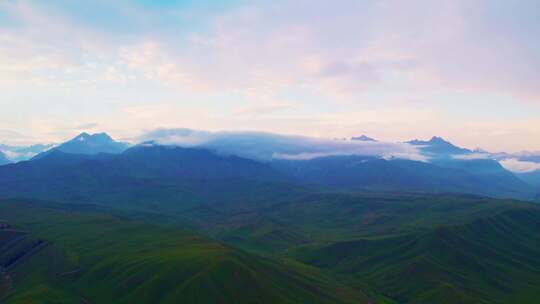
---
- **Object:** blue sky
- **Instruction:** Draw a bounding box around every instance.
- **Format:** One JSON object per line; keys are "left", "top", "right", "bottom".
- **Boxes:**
{"left": 0, "top": 0, "right": 539, "bottom": 152}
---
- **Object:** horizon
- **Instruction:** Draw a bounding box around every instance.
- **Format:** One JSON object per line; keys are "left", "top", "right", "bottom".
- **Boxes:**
{"left": 2, "top": 128, "right": 540, "bottom": 174}
{"left": 2, "top": 128, "right": 540, "bottom": 156}
{"left": 1, "top": 1, "right": 539, "bottom": 152}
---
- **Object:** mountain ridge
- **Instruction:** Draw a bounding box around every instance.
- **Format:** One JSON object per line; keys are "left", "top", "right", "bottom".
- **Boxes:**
{"left": 33, "top": 132, "right": 129, "bottom": 159}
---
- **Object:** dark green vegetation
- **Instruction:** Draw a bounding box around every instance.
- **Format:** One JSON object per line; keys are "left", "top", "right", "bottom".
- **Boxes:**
{"left": 0, "top": 200, "right": 368, "bottom": 304}
{"left": 2, "top": 192, "right": 540, "bottom": 303}
{"left": 291, "top": 203, "right": 540, "bottom": 303}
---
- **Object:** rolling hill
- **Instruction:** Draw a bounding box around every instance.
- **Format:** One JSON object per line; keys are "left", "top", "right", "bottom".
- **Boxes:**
{"left": 0, "top": 199, "right": 369, "bottom": 304}
{"left": 292, "top": 206, "right": 540, "bottom": 303}
{"left": 177, "top": 190, "right": 540, "bottom": 303}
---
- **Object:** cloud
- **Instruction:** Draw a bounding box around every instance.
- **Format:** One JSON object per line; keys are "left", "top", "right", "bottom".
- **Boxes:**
{"left": 138, "top": 128, "right": 426, "bottom": 162}
{"left": 0, "top": 129, "right": 39, "bottom": 146}
{"left": 452, "top": 153, "right": 491, "bottom": 160}
{"left": 234, "top": 102, "right": 294, "bottom": 118}
{"left": 2, "top": 1, "right": 540, "bottom": 101}
{"left": 500, "top": 158, "right": 540, "bottom": 173}
{"left": 1, "top": 150, "right": 35, "bottom": 161}
{"left": 75, "top": 122, "right": 99, "bottom": 130}
{"left": 114, "top": 0, "right": 540, "bottom": 103}
{"left": 382, "top": 152, "right": 430, "bottom": 162}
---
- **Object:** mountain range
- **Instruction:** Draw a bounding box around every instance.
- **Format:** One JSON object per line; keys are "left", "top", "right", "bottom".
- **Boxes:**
{"left": 3, "top": 130, "right": 540, "bottom": 187}
{"left": 0, "top": 131, "right": 537, "bottom": 201}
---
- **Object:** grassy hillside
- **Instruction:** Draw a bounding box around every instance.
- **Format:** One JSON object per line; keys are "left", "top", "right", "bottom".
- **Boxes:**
{"left": 196, "top": 192, "right": 533, "bottom": 248}
{"left": 292, "top": 207, "right": 540, "bottom": 303}
{"left": 0, "top": 200, "right": 369, "bottom": 304}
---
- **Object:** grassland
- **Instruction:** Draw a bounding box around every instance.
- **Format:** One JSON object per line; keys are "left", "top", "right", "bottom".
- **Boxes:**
{"left": 0, "top": 200, "right": 369, "bottom": 304}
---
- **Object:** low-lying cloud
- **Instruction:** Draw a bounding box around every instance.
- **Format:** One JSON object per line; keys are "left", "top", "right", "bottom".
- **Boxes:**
{"left": 452, "top": 153, "right": 491, "bottom": 160}
{"left": 500, "top": 158, "right": 540, "bottom": 173}
{"left": 139, "top": 128, "right": 427, "bottom": 162}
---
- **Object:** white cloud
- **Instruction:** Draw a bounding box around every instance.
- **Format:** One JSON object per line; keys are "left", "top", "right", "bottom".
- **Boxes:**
{"left": 382, "top": 152, "right": 430, "bottom": 162}
{"left": 500, "top": 158, "right": 540, "bottom": 173}
{"left": 138, "top": 128, "right": 426, "bottom": 162}
{"left": 234, "top": 102, "right": 294, "bottom": 118}
{"left": 452, "top": 153, "right": 491, "bottom": 160}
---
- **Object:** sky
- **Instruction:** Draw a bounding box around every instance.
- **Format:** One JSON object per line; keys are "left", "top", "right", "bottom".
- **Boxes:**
{"left": 0, "top": 0, "right": 539, "bottom": 152}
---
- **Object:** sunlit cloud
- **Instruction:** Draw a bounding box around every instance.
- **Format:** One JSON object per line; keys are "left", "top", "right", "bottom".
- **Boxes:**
{"left": 452, "top": 153, "right": 491, "bottom": 160}
{"left": 500, "top": 158, "right": 540, "bottom": 173}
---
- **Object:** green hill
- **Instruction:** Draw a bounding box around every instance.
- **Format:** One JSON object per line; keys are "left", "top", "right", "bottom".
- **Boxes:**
{"left": 292, "top": 207, "right": 540, "bottom": 303}
{"left": 0, "top": 200, "right": 369, "bottom": 304}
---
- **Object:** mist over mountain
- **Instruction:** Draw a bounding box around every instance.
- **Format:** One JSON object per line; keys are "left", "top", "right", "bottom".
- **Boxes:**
{"left": 0, "top": 143, "right": 53, "bottom": 162}
{"left": 0, "top": 132, "right": 536, "bottom": 203}
{"left": 407, "top": 136, "right": 472, "bottom": 155}
{"left": 351, "top": 135, "right": 377, "bottom": 142}
{"left": 138, "top": 128, "right": 426, "bottom": 162}
{"left": 0, "top": 151, "right": 10, "bottom": 165}
{"left": 3, "top": 128, "right": 537, "bottom": 199}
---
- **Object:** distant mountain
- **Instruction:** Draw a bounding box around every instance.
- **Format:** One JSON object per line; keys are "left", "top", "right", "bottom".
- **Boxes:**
{"left": 519, "top": 155, "right": 540, "bottom": 163}
{"left": 272, "top": 155, "right": 535, "bottom": 200}
{"left": 516, "top": 170, "right": 540, "bottom": 192}
{"left": 0, "top": 151, "right": 10, "bottom": 166}
{"left": 34, "top": 132, "right": 129, "bottom": 159}
{"left": 407, "top": 136, "right": 471, "bottom": 155}
{"left": 0, "top": 144, "right": 288, "bottom": 212}
{"left": 0, "top": 140, "right": 535, "bottom": 208}
{"left": 119, "top": 144, "right": 283, "bottom": 180}
{"left": 138, "top": 128, "right": 412, "bottom": 161}
{"left": 6, "top": 144, "right": 283, "bottom": 182}
{"left": 351, "top": 135, "right": 376, "bottom": 142}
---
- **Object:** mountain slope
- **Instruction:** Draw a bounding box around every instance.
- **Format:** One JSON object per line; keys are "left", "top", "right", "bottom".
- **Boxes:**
{"left": 407, "top": 136, "right": 471, "bottom": 155}
{"left": 272, "top": 155, "right": 535, "bottom": 200}
{"left": 0, "top": 145, "right": 290, "bottom": 214}
{"left": 292, "top": 205, "right": 540, "bottom": 303}
{"left": 34, "top": 133, "right": 129, "bottom": 159}
{"left": 0, "top": 200, "right": 368, "bottom": 304}
{"left": 517, "top": 170, "right": 540, "bottom": 188}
